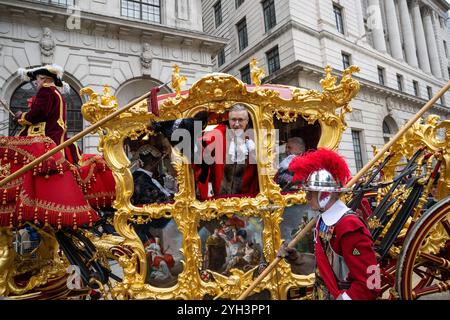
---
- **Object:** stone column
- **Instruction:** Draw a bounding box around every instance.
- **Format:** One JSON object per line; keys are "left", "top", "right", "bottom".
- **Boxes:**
{"left": 384, "top": 0, "right": 403, "bottom": 60}
{"left": 423, "top": 6, "right": 442, "bottom": 78}
{"left": 398, "top": 0, "right": 418, "bottom": 66}
{"left": 411, "top": 0, "right": 431, "bottom": 73}
{"left": 354, "top": 0, "right": 366, "bottom": 41}
{"left": 368, "top": 0, "right": 387, "bottom": 52}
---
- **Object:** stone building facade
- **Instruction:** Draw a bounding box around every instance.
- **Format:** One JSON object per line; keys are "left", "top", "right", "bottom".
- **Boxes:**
{"left": 0, "top": 0, "right": 226, "bottom": 153}
{"left": 202, "top": 0, "right": 450, "bottom": 173}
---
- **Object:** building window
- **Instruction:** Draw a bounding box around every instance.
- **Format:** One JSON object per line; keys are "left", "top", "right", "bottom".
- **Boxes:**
{"left": 441, "top": 96, "right": 446, "bottom": 106}
{"left": 235, "top": 0, "right": 244, "bottom": 9}
{"left": 35, "top": 0, "right": 74, "bottom": 6}
{"left": 396, "top": 74, "right": 403, "bottom": 92}
{"left": 448, "top": 67, "right": 450, "bottom": 79}
{"left": 9, "top": 82, "right": 83, "bottom": 149}
{"left": 240, "top": 64, "right": 251, "bottom": 84}
{"left": 427, "top": 86, "right": 433, "bottom": 100}
{"left": 266, "top": 46, "right": 280, "bottom": 74}
{"left": 65, "top": 86, "right": 85, "bottom": 150}
{"left": 382, "top": 116, "right": 398, "bottom": 144}
{"left": 121, "top": 0, "right": 161, "bottom": 23}
{"left": 237, "top": 18, "right": 248, "bottom": 52}
{"left": 214, "top": 1, "right": 223, "bottom": 28}
{"left": 333, "top": 4, "right": 345, "bottom": 34}
{"left": 413, "top": 80, "right": 419, "bottom": 97}
{"left": 217, "top": 48, "right": 225, "bottom": 67}
{"left": 351, "top": 130, "right": 364, "bottom": 171}
{"left": 444, "top": 40, "right": 448, "bottom": 58}
{"left": 377, "top": 66, "right": 385, "bottom": 85}
{"left": 262, "top": 0, "right": 277, "bottom": 32}
{"left": 342, "top": 52, "right": 351, "bottom": 69}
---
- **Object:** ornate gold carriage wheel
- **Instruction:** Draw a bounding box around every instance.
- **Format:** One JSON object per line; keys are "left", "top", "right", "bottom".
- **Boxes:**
{"left": 396, "top": 197, "right": 450, "bottom": 299}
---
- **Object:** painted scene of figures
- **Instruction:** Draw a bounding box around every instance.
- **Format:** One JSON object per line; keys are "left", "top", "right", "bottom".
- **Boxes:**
{"left": 199, "top": 215, "right": 266, "bottom": 276}
{"left": 133, "top": 218, "right": 184, "bottom": 287}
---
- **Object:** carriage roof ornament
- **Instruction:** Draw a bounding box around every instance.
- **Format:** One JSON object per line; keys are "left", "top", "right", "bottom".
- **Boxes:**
{"left": 250, "top": 57, "right": 266, "bottom": 87}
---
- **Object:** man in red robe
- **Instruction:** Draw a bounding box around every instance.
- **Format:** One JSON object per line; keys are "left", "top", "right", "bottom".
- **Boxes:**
{"left": 278, "top": 149, "right": 380, "bottom": 300}
{"left": 195, "top": 104, "right": 259, "bottom": 200}
{"left": 15, "top": 64, "right": 81, "bottom": 164}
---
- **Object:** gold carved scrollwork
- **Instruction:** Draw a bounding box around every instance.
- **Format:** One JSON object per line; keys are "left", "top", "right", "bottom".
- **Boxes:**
{"left": 369, "top": 115, "right": 450, "bottom": 256}
{"left": 0, "top": 227, "right": 68, "bottom": 297}
{"left": 81, "top": 62, "right": 360, "bottom": 299}
{"left": 419, "top": 216, "right": 450, "bottom": 256}
{"left": 320, "top": 65, "right": 338, "bottom": 90}
{"left": 379, "top": 115, "right": 450, "bottom": 197}
{"left": 80, "top": 85, "right": 118, "bottom": 125}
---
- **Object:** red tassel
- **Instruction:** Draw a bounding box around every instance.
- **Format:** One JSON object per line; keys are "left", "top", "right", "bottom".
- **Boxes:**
{"left": 44, "top": 210, "right": 49, "bottom": 227}
{"left": 34, "top": 207, "right": 39, "bottom": 224}
{"left": 57, "top": 212, "right": 62, "bottom": 230}
{"left": 9, "top": 210, "right": 14, "bottom": 228}
{"left": 73, "top": 213, "right": 77, "bottom": 230}
{"left": 17, "top": 203, "right": 23, "bottom": 226}
{"left": 88, "top": 211, "right": 93, "bottom": 227}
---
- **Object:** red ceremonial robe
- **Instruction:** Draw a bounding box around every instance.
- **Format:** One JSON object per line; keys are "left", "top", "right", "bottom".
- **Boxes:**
{"left": 18, "top": 83, "right": 81, "bottom": 163}
{"left": 195, "top": 124, "right": 258, "bottom": 200}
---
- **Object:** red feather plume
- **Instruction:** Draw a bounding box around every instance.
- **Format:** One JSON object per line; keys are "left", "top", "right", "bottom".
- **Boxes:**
{"left": 288, "top": 148, "right": 351, "bottom": 186}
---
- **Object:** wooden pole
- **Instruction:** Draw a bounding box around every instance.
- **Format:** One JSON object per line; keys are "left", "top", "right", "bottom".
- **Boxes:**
{"left": 238, "top": 80, "right": 450, "bottom": 300}
{"left": 0, "top": 99, "right": 16, "bottom": 117}
{"left": 0, "top": 91, "right": 152, "bottom": 188}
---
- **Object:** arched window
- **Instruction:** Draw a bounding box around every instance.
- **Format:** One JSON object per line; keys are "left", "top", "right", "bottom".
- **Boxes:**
{"left": 9, "top": 82, "right": 84, "bottom": 149}
{"left": 382, "top": 120, "right": 391, "bottom": 135}
{"left": 9, "top": 82, "right": 34, "bottom": 136}
{"left": 382, "top": 116, "right": 398, "bottom": 144}
{"left": 115, "top": 77, "right": 170, "bottom": 107}
{"left": 64, "top": 87, "right": 83, "bottom": 149}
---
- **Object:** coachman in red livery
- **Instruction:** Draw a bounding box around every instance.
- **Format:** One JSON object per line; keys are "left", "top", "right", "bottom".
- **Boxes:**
{"left": 15, "top": 64, "right": 81, "bottom": 164}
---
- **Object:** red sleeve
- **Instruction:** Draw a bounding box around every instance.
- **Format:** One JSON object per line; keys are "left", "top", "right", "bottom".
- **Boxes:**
{"left": 24, "top": 87, "right": 53, "bottom": 124}
{"left": 357, "top": 198, "right": 372, "bottom": 221}
{"left": 339, "top": 229, "right": 380, "bottom": 300}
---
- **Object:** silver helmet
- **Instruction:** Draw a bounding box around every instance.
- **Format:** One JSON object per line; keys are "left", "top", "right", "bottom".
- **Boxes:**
{"left": 303, "top": 169, "right": 348, "bottom": 192}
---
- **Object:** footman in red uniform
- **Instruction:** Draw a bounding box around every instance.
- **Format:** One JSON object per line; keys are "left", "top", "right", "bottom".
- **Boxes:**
{"left": 278, "top": 148, "right": 380, "bottom": 300}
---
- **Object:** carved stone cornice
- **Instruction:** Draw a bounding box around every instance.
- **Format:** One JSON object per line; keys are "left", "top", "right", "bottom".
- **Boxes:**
{"left": 0, "top": 0, "right": 227, "bottom": 48}
{"left": 422, "top": 5, "right": 434, "bottom": 17}
{"left": 412, "top": 0, "right": 422, "bottom": 8}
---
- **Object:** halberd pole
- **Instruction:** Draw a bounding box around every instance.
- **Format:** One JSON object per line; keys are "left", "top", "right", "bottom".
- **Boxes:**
{"left": 238, "top": 80, "right": 450, "bottom": 300}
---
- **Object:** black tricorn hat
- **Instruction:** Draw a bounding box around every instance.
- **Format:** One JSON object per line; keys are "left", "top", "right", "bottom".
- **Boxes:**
{"left": 17, "top": 64, "right": 64, "bottom": 87}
